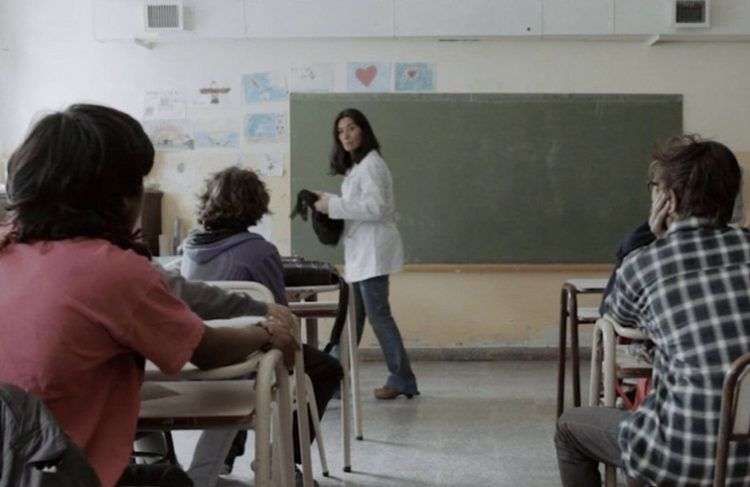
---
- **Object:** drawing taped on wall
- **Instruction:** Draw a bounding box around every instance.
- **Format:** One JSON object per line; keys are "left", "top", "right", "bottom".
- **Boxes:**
{"left": 243, "top": 72, "right": 288, "bottom": 103}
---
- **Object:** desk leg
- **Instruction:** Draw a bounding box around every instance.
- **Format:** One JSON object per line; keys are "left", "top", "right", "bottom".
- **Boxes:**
{"left": 293, "top": 333, "right": 313, "bottom": 487}
{"left": 570, "top": 295, "right": 581, "bottom": 408}
{"left": 347, "top": 285, "right": 363, "bottom": 440}
{"left": 339, "top": 309, "right": 352, "bottom": 472}
{"left": 556, "top": 288, "right": 568, "bottom": 419}
{"left": 304, "top": 295, "right": 319, "bottom": 349}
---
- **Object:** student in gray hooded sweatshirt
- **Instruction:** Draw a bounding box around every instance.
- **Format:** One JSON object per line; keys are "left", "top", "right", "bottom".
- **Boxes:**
{"left": 181, "top": 166, "right": 286, "bottom": 304}
{"left": 180, "top": 166, "right": 342, "bottom": 487}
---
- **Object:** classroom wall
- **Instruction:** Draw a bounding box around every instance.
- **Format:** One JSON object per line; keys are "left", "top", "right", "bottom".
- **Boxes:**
{"left": 2, "top": 0, "right": 750, "bottom": 354}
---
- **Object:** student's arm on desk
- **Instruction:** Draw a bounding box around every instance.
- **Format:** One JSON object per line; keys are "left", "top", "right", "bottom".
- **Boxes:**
{"left": 191, "top": 319, "right": 298, "bottom": 370}
{"left": 155, "top": 264, "right": 295, "bottom": 325}
{"left": 155, "top": 265, "right": 268, "bottom": 319}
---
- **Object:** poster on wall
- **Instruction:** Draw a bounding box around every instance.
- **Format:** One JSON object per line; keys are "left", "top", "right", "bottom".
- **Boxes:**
{"left": 395, "top": 63, "right": 436, "bottom": 92}
{"left": 193, "top": 118, "right": 240, "bottom": 149}
{"left": 244, "top": 112, "right": 287, "bottom": 143}
{"left": 242, "top": 72, "right": 288, "bottom": 103}
{"left": 144, "top": 120, "right": 194, "bottom": 151}
{"left": 290, "top": 64, "right": 335, "bottom": 93}
{"left": 143, "top": 90, "right": 187, "bottom": 120}
{"left": 192, "top": 80, "right": 238, "bottom": 107}
{"left": 346, "top": 62, "right": 391, "bottom": 92}
{"left": 244, "top": 149, "right": 285, "bottom": 177}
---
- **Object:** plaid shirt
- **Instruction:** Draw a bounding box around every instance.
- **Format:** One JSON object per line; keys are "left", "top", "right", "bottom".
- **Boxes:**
{"left": 607, "top": 217, "right": 750, "bottom": 486}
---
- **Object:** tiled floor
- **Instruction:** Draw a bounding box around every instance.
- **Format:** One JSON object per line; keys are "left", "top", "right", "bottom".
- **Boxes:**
{"left": 173, "top": 360, "right": 586, "bottom": 486}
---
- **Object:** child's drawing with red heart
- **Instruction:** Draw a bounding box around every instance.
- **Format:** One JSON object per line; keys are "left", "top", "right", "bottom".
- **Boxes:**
{"left": 355, "top": 65, "right": 378, "bottom": 87}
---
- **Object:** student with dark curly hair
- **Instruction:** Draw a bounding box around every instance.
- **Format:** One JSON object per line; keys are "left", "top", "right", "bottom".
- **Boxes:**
{"left": 181, "top": 167, "right": 286, "bottom": 302}
{"left": 181, "top": 166, "right": 342, "bottom": 487}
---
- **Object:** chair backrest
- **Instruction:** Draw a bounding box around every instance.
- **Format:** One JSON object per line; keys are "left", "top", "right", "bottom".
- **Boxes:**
{"left": 206, "top": 280, "right": 274, "bottom": 304}
{"left": 0, "top": 383, "right": 100, "bottom": 486}
{"left": 714, "top": 352, "right": 750, "bottom": 486}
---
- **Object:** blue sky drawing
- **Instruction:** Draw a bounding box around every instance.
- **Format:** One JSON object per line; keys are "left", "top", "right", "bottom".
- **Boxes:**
{"left": 193, "top": 130, "right": 240, "bottom": 149}
{"left": 242, "top": 72, "right": 288, "bottom": 103}
{"left": 245, "top": 113, "right": 286, "bottom": 142}
{"left": 395, "top": 63, "right": 436, "bottom": 92}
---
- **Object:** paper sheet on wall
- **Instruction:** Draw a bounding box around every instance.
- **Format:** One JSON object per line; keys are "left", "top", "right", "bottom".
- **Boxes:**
{"left": 244, "top": 112, "right": 287, "bottom": 143}
{"left": 143, "top": 90, "right": 187, "bottom": 120}
{"left": 242, "top": 149, "right": 285, "bottom": 177}
{"left": 192, "top": 80, "right": 238, "bottom": 107}
{"left": 290, "top": 64, "right": 335, "bottom": 93}
{"left": 193, "top": 118, "right": 240, "bottom": 149}
{"left": 395, "top": 63, "right": 436, "bottom": 92}
{"left": 347, "top": 62, "right": 391, "bottom": 92}
{"left": 143, "top": 120, "right": 194, "bottom": 151}
{"left": 242, "top": 71, "right": 288, "bottom": 103}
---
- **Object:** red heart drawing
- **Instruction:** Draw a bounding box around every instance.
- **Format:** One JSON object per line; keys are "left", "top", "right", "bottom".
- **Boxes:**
{"left": 355, "top": 65, "right": 378, "bottom": 87}
{"left": 407, "top": 69, "right": 418, "bottom": 79}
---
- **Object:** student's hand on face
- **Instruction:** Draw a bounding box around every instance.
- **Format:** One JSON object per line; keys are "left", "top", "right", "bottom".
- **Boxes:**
{"left": 649, "top": 192, "right": 672, "bottom": 238}
{"left": 313, "top": 193, "right": 330, "bottom": 214}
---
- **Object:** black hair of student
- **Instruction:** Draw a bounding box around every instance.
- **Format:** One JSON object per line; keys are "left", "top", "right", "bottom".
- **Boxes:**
{"left": 329, "top": 108, "right": 381, "bottom": 176}
{"left": 197, "top": 166, "right": 270, "bottom": 230}
{"left": 0, "top": 104, "right": 154, "bottom": 256}
{"left": 650, "top": 134, "right": 741, "bottom": 226}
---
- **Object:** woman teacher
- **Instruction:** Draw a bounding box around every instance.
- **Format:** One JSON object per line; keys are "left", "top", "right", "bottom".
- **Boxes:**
{"left": 314, "top": 108, "right": 419, "bottom": 400}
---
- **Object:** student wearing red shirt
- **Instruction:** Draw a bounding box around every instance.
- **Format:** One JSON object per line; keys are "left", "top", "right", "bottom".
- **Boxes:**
{"left": 0, "top": 104, "right": 297, "bottom": 487}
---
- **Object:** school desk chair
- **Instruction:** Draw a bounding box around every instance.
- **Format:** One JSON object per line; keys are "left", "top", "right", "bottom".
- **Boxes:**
{"left": 139, "top": 349, "right": 295, "bottom": 487}
{"left": 288, "top": 284, "right": 360, "bottom": 473}
{"left": 588, "top": 314, "right": 652, "bottom": 487}
{"left": 557, "top": 278, "right": 608, "bottom": 417}
{"left": 714, "top": 351, "right": 750, "bottom": 487}
{"left": 206, "top": 281, "right": 322, "bottom": 487}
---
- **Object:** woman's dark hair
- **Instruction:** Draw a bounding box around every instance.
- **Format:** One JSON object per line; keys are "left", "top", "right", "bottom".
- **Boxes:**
{"left": 650, "top": 134, "right": 741, "bottom": 226}
{"left": 1, "top": 104, "right": 154, "bottom": 256}
{"left": 329, "top": 108, "right": 381, "bottom": 176}
{"left": 197, "top": 166, "right": 270, "bottom": 230}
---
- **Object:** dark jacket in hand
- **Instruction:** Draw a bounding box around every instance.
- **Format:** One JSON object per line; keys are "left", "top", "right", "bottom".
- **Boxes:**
{"left": 290, "top": 189, "right": 344, "bottom": 246}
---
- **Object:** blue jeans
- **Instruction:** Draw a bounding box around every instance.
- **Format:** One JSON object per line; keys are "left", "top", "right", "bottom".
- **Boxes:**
{"left": 352, "top": 275, "right": 418, "bottom": 394}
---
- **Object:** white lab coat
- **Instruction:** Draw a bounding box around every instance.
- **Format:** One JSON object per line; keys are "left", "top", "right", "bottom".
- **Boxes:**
{"left": 327, "top": 150, "right": 404, "bottom": 283}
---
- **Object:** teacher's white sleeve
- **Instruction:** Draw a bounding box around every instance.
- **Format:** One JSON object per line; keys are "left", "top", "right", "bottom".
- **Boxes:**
{"left": 328, "top": 161, "right": 390, "bottom": 221}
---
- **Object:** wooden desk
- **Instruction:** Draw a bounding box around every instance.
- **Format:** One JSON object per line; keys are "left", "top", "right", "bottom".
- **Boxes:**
{"left": 556, "top": 278, "right": 608, "bottom": 418}
{"left": 286, "top": 284, "right": 339, "bottom": 349}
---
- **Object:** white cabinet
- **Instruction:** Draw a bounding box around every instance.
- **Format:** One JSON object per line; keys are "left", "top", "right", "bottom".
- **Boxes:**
{"left": 614, "top": 0, "right": 674, "bottom": 34}
{"left": 93, "top": 0, "right": 247, "bottom": 41}
{"left": 93, "top": 0, "right": 144, "bottom": 40}
{"left": 706, "top": 0, "right": 750, "bottom": 34}
{"left": 394, "top": 0, "right": 542, "bottom": 37}
{"left": 615, "top": 0, "right": 750, "bottom": 35}
{"left": 543, "top": 0, "right": 613, "bottom": 35}
{"left": 91, "top": 0, "right": 750, "bottom": 42}
{"left": 244, "top": 0, "right": 394, "bottom": 38}
{"left": 186, "top": 0, "right": 246, "bottom": 38}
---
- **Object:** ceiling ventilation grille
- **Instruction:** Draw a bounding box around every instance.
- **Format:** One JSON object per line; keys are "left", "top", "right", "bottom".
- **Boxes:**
{"left": 674, "top": 0, "right": 710, "bottom": 28}
{"left": 144, "top": 1, "right": 184, "bottom": 31}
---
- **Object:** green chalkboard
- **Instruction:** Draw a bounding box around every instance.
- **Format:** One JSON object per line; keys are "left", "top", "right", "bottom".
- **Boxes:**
{"left": 290, "top": 93, "right": 682, "bottom": 264}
